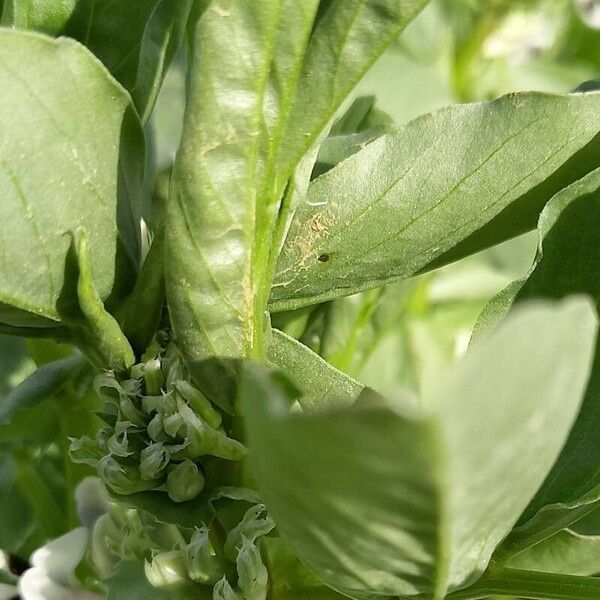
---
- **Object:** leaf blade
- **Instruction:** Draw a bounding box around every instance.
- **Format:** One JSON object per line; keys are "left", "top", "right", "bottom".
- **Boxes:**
{"left": 271, "top": 92, "right": 600, "bottom": 311}
{"left": 0, "top": 29, "right": 144, "bottom": 328}
{"left": 245, "top": 299, "right": 597, "bottom": 598}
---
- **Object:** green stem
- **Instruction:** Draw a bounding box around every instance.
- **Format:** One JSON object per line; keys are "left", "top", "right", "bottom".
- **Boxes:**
{"left": 447, "top": 568, "right": 600, "bottom": 600}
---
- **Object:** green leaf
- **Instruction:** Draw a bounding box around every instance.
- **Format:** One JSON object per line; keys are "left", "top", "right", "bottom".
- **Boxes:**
{"left": 117, "top": 225, "right": 166, "bottom": 356}
{"left": 265, "top": 537, "right": 348, "bottom": 600}
{"left": 484, "top": 168, "right": 600, "bottom": 557}
{"left": 0, "top": 0, "right": 76, "bottom": 35}
{"left": 244, "top": 298, "right": 597, "bottom": 598}
{"left": 276, "top": 0, "right": 430, "bottom": 186}
{"left": 3, "top": 0, "right": 190, "bottom": 121}
{"left": 0, "top": 355, "right": 84, "bottom": 423}
{"left": 507, "top": 529, "right": 600, "bottom": 577}
{"left": 130, "top": 0, "right": 194, "bottom": 123}
{"left": 0, "top": 29, "right": 144, "bottom": 329}
{"left": 504, "top": 169, "right": 600, "bottom": 514}
{"left": 0, "top": 452, "right": 36, "bottom": 557}
{"left": 166, "top": 0, "right": 321, "bottom": 396}
{"left": 66, "top": 228, "right": 135, "bottom": 372}
{"left": 267, "top": 329, "right": 365, "bottom": 411}
{"left": 270, "top": 92, "right": 600, "bottom": 312}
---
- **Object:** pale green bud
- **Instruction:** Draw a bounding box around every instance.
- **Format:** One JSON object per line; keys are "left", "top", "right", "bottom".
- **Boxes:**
{"left": 95, "top": 373, "right": 139, "bottom": 404}
{"left": 213, "top": 577, "right": 241, "bottom": 600}
{"left": 185, "top": 526, "right": 223, "bottom": 584}
{"left": 139, "top": 443, "right": 170, "bottom": 480}
{"left": 119, "top": 396, "right": 147, "bottom": 427}
{"left": 175, "top": 380, "right": 222, "bottom": 429}
{"left": 165, "top": 357, "right": 186, "bottom": 391}
{"left": 145, "top": 550, "right": 188, "bottom": 588}
{"left": 142, "top": 357, "right": 165, "bottom": 395}
{"left": 141, "top": 395, "right": 163, "bottom": 415}
{"left": 236, "top": 536, "right": 268, "bottom": 600}
{"left": 224, "top": 505, "right": 275, "bottom": 561}
{"left": 147, "top": 413, "right": 167, "bottom": 442}
{"left": 177, "top": 399, "right": 247, "bottom": 461}
{"left": 163, "top": 412, "right": 185, "bottom": 438}
{"left": 106, "top": 421, "right": 136, "bottom": 457}
{"left": 166, "top": 460, "right": 206, "bottom": 503}
{"left": 69, "top": 436, "right": 103, "bottom": 467}
{"left": 99, "top": 455, "right": 159, "bottom": 495}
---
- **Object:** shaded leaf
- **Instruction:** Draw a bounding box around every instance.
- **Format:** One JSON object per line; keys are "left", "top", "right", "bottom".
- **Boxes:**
{"left": 110, "top": 490, "right": 214, "bottom": 531}
{"left": 245, "top": 299, "right": 597, "bottom": 598}
{"left": 117, "top": 225, "right": 166, "bottom": 357}
{"left": 67, "top": 229, "right": 135, "bottom": 372}
{"left": 484, "top": 169, "right": 600, "bottom": 536}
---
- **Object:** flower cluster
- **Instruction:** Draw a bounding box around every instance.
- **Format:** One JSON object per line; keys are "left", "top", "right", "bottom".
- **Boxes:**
{"left": 92, "top": 500, "right": 275, "bottom": 600}
{"left": 69, "top": 343, "right": 246, "bottom": 503}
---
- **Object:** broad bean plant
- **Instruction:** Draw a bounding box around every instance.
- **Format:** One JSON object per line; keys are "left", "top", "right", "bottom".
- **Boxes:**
{"left": 2, "top": 1, "right": 600, "bottom": 599}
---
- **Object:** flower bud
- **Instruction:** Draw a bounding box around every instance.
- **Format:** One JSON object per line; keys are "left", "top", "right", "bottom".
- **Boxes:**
{"left": 139, "top": 443, "right": 170, "bottom": 480}
{"left": 142, "top": 357, "right": 165, "bottom": 395}
{"left": 175, "top": 380, "right": 222, "bottom": 429}
{"left": 69, "top": 436, "right": 103, "bottom": 468}
{"left": 98, "top": 455, "right": 159, "bottom": 495}
{"left": 163, "top": 412, "right": 185, "bottom": 438}
{"left": 177, "top": 399, "right": 246, "bottom": 461}
{"left": 185, "top": 526, "right": 223, "bottom": 584}
{"left": 165, "top": 357, "right": 186, "bottom": 391}
{"left": 213, "top": 577, "right": 241, "bottom": 600}
{"left": 141, "top": 395, "right": 163, "bottom": 415}
{"left": 224, "top": 505, "right": 275, "bottom": 561}
{"left": 144, "top": 550, "right": 188, "bottom": 588}
{"left": 166, "top": 460, "right": 206, "bottom": 503}
{"left": 147, "top": 413, "right": 167, "bottom": 442}
{"left": 119, "top": 396, "right": 147, "bottom": 427}
{"left": 106, "top": 421, "right": 136, "bottom": 457}
{"left": 236, "top": 536, "right": 268, "bottom": 600}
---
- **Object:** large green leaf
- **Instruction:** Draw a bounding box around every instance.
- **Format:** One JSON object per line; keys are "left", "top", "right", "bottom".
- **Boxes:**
{"left": 270, "top": 92, "right": 600, "bottom": 312}
{"left": 166, "top": 0, "right": 320, "bottom": 391}
{"left": 0, "top": 29, "right": 144, "bottom": 329}
{"left": 244, "top": 298, "right": 597, "bottom": 598}
{"left": 2, "top": 0, "right": 191, "bottom": 121}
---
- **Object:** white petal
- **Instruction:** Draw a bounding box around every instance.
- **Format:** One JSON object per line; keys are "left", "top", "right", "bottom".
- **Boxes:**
{"left": 30, "top": 528, "right": 89, "bottom": 585}
{"left": 75, "top": 477, "right": 110, "bottom": 529}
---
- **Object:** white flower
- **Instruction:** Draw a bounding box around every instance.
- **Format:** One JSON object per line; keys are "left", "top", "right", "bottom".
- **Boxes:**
{"left": 19, "top": 528, "right": 102, "bottom": 600}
